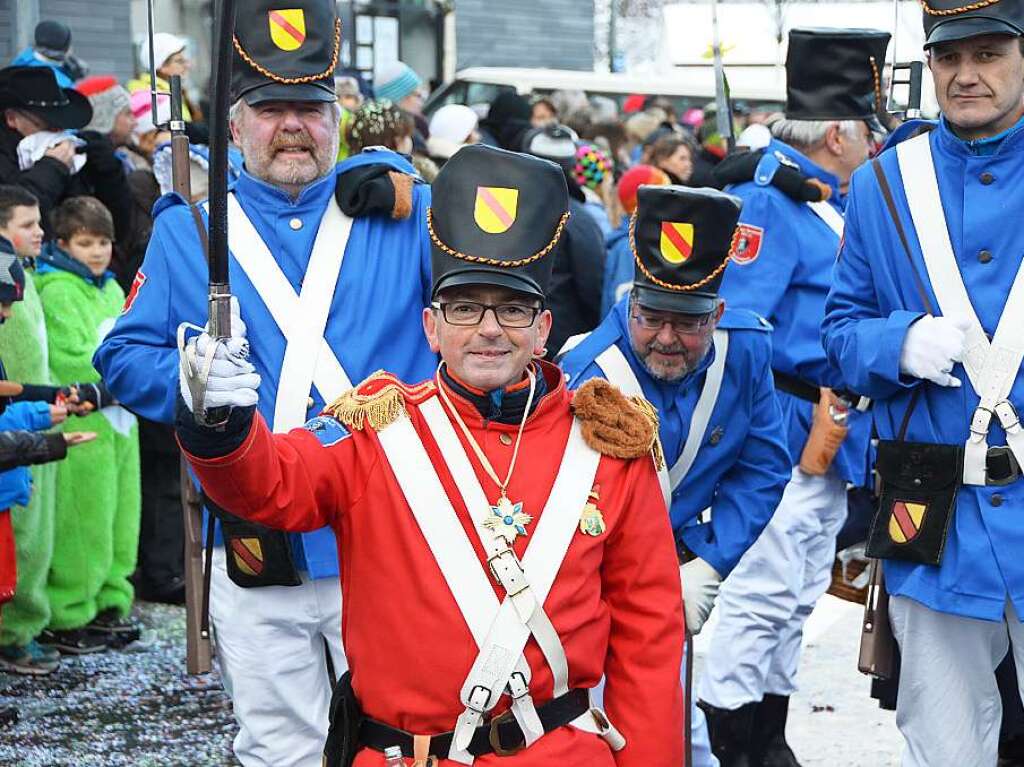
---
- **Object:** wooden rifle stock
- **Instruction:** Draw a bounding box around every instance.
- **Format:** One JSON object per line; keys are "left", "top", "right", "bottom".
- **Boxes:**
{"left": 180, "top": 456, "right": 212, "bottom": 674}
{"left": 858, "top": 558, "right": 896, "bottom": 679}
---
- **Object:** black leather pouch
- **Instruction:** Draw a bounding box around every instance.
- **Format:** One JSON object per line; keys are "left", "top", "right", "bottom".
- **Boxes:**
{"left": 204, "top": 494, "right": 302, "bottom": 588}
{"left": 323, "top": 671, "right": 364, "bottom": 767}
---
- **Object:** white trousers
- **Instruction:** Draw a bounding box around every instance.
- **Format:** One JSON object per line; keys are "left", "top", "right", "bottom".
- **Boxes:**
{"left": 890, "top": 595, "right": 1024, "bottom": 767}
{"left": 699, "top": 467, "right": 847, "bottom": 709}
{"left": 210, "top": 547, "right": 348, "bottom": 767}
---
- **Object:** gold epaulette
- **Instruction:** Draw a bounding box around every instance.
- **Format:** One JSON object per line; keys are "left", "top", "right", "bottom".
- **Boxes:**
{"left": 571, "top": 379, "right": 663, "bottom": 466}
{"left": 322, "top": 371, "right": 434, "bottom": 432}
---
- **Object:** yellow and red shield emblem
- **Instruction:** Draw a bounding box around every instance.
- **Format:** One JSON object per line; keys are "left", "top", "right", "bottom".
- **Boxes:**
{"left": 660, "top": 221, "right": 695, "bottom": 264}
{"left": 231, "top": 537, "right": 264, "bottom": 576}
{"left": 474, "top": 186, "right": 518, "bottom": 234}
{"left": 268, "top": 8, "right": 307, "bottom": 51}
{"left": 888, "top": 500, "right": 928, "bottom": 544}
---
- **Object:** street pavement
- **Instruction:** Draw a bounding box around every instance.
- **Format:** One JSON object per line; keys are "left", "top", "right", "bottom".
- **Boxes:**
{"left": 0, "top": 596, "right": 903, "bottom": 765}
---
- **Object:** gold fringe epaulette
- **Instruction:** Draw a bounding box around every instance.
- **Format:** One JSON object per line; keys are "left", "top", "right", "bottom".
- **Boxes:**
{"left": 323, "top": 371, "right": 433, "bottom": 432}
{"left": 572, "top": 379, "right": 662, "bottom": 464}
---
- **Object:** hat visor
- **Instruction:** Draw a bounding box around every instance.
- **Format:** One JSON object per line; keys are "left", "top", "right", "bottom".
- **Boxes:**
{"left": 925, "top": 17, "right": 1023, "bottom": 48}
{"left": 240, "top": 81, "right": 336, "bottom": 106}
{"left": 632, "top": 285, "right": 718, "bottom": 315}
{"left": 23, "top": 89, "right": 92, "bottom": 130}
{"left": 432, "top": 268, "right": 545, "bottom": 301}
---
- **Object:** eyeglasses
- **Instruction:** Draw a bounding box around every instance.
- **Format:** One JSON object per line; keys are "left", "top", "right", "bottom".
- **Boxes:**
{"left": 631, "top": 310, "right": 713, "bottom": 335}
{"left": 432, "top": 301, "right": 542, "bottom": 328}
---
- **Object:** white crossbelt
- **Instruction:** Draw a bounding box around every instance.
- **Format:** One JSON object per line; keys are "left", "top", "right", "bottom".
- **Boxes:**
{"left": 377, "top": 396, "right": 616, "bottom": 763}
{"left": 594, "top": 332, "right": 729, "bottom": 512}
{"left": 806, "top": 199, "right": 845, "bottom": 238}
{"left": 218, "top": 194, "right": 355, "bottom": 431}
{"left": 896, "top": 132, "right": 1024, "bottom": 485}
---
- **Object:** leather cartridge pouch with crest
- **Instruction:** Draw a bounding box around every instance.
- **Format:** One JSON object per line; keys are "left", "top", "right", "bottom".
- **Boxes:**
{"left": 865, "top": 390, "right": 962, "bottom": 566}
{"left": 203, "top": 494, "right": 302, "bottom": 588}
{"left": 799, "top": 387, "right": 849, "bottom": 475}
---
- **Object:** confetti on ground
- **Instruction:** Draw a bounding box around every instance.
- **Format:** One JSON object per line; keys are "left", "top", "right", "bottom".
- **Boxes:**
{"left": 0, "top": 602, "right": 238, "bottom": 766}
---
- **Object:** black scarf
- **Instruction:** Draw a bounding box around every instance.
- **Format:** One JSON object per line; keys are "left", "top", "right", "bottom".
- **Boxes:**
{"left": 440, "top": 364, "right": 547, "bottom": 425}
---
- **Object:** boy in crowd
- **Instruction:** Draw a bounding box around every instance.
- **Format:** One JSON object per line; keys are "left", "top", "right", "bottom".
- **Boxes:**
{"left": 0, "top": 186, "right": 94, "bottom": 668}
{"left": 35, "top": 196, "right": 140, "bottom": 651}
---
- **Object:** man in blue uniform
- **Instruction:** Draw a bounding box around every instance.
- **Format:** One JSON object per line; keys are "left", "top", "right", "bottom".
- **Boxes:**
{"left": 823, "top": 3, "right": 1024, "bottom": 763}
{"left": 93, "top": 3, "right": 436, "bottom": 765}
{"left": 698, "top": 28, "right": 887, "bottom": 766}
{"left": 560, "top": 185, "right": 791, "bottom": 767}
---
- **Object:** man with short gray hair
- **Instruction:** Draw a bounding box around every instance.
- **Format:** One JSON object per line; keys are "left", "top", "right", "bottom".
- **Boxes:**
{"left": 697, "top": 28, "right": 886, "bottom": 767}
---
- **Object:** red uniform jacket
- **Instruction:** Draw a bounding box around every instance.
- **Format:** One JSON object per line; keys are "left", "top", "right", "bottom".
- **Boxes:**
{"left": 184, "top": 364, "right": 685, "bottom": 766}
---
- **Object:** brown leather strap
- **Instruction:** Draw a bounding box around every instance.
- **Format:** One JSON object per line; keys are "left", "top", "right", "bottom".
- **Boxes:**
{"left": 869, "top": 159, "right": 935, "bottom": 315}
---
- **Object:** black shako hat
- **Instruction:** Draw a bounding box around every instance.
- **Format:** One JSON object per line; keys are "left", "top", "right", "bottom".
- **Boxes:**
{"left": 631, "top": 185, "right": 742, "bottom": 315}
{"left": 429, "top": 144, "right": 569, "bottom": 300}
{"left": 785, "top": 28, "right": 891, "bottom": 121}
{"left": 231, "top": 0, "right": 340, "bottom": 105}
{"left": 0, "top": 67, "right": 91, "bottom": 130}
{"left": 923, "top": 0, "right": 1024, "bottom": 47}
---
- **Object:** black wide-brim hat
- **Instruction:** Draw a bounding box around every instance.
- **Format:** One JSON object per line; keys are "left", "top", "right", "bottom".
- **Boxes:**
{"left": 0, "top": 67, "right": 92, "bottom": 130}
{"left": 429, "top": 144, "right": 569, "bottom": 300}
{"left": 785, "top": 28, "right": 891, "bottom": 122}
{"left": 923, "top": 0, "right": 1024, "bottom": 47}
{"left": 231, "top": 0, "right": 340, "bottom": 104}
{"left": 631, "top": 185, "right": 742, "bottom": 315}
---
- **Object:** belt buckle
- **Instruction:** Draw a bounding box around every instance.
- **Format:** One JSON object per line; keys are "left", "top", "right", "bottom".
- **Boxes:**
{"left": 488, "top": 709, "right": 526, "bottom": 757}
{"left": 986, "top": 446, "right": 1021, "bottom": 486}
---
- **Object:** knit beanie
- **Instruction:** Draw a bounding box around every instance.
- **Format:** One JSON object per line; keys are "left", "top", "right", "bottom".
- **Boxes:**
{"left": 429, "top": 104, "right": 478, "bottom": 145}
{"left": 77, "top": 76, "right": 132, "bottom": 134}
{"left": 617, "top": 164, "right": 669, "bottom": 215}
{"left": 572, "top": 143, "right": 611, "bottom": 191}
{"left": 138, "top": 32, "right": 187, "bottom": 72}
{"left": 373, "top": 60, "right": 421, "bottom": 103}
{"left": 130, "top": 88, "right": 171, "bottom": 137}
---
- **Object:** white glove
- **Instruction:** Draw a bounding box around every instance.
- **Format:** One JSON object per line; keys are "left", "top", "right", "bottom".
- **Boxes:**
{"left": 178, "top": 299, "right": 261, "bottom": 413}
{"left": 899, "top": 314, "right": 971, "bottom": 388}
{"left": 680, "top": 557, "right": 722, "bottom": 636}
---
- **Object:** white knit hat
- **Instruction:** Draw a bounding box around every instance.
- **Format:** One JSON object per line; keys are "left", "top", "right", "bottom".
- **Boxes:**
{"left": 428, "top": 104, "right": 478, "bottom": 145}
{"left": 138, "top": 32, "right": 187, "bottom": 72}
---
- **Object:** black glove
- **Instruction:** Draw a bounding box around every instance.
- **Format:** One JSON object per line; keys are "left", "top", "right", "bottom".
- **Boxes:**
{"left": 72, "top": 381, "right": 117, "bottom": 410}
{"left": 78, "top": 130, "right": 123, "bottom": 177}
{"left": 712, "top": 149, "right": 831, "bottom": 203}
{"left": 12, "top": 384, "right": 71, "bottom": 405}
{"left": 335, "top": 162, "right": 414, "bottom": 219}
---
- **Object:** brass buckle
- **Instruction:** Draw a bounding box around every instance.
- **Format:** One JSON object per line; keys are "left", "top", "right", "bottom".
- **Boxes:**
{"left": 488, "top": 710, "right": 526, "bottom": 757}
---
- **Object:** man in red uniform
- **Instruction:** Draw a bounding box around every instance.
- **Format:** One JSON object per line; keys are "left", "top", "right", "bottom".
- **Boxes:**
{"left": 175, "top": 144, "right": 684, "bottom": 766}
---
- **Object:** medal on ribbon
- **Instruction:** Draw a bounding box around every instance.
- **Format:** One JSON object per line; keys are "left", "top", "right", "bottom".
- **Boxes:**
{"left": 579, "top": 485, "right": 607, "bottom": 536}
{"left": 483, "top": 495, "right": 532, "bottom": 544}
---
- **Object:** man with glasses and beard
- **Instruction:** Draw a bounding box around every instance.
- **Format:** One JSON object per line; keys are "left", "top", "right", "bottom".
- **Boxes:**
{"left": 695, "top": 28, "right": 886, "bottom": 766}
{"left": 94, "top": 2, "right": 437, "bottom": 765}
{"left": 560, "top": 185, "right": 790, "bottom": 767}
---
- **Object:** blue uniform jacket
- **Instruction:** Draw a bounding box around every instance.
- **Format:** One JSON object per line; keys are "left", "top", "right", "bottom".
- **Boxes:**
{"left": 823, "top": 116, "right": 1024, "bottom": 621}
{"left": 719, "top": 139, "right": 872, "bottom": 486}
{"left": 560, "top": 299, "right": 791, "bottom": 576}
{"left": 93, "top": 151, "right": 438, "bottom": 578}
{"left": 0, "top": 400, "right": 52, "bottom": 510}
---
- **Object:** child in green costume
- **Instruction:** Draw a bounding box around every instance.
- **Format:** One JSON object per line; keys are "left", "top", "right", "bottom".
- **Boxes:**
{"left": 0, "top": 188, "right": 82, "bottom": 673}
{"left": 35, "top": 196, "right": 142, "bottom": 653}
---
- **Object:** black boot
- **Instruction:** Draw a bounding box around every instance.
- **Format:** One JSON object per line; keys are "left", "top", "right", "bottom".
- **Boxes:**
{"left": 699, "top": 700, "right": 757, "bottom": 767}
{"left": 752, "top": 694, "right": 802, "bottom": 767}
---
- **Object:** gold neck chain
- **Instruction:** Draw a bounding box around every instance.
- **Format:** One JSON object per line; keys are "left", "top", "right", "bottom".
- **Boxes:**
{"left": 435, "top": 364, "right": 537, "bottom": 501}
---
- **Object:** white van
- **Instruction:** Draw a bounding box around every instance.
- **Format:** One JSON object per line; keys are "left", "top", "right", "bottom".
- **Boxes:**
{"left": 423, "top": 66, "right": 787, "bottom": 117}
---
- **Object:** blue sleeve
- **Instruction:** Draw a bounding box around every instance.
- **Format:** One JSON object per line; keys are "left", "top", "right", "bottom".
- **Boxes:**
{"left": 563, "top": 359, "right": 605, "bottom": 390}
{"left": 822, "top": 172, "right": 922, "bottom": 400}
{"left": 680, "top": 334, "right": 791, "bottom": 576}
{"left": 415, "top": 184, "right": 434, "bottom": 309}
{"left": 92, "top": 212, "right": 182, "bottom": 424}
{"left": 0, "top": 401, "right": 52, "bottom": 432}
{"left": 719, "top": 187, "right": 798, "bottom": 321}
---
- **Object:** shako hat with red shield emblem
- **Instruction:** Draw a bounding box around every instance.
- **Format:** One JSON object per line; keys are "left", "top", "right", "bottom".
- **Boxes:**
{"left": 231, "top": 0, "right": 341, "bottom": 105}
{"left": 428, "top": 144, "right": 570, "bottom": 300}
{"left": 631, "top": 185, "right": 742, "bottom": 315}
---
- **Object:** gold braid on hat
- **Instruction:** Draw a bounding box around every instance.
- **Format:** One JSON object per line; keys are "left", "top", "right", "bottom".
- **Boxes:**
{"left": 426, "top": 207, "right": 570, "bottom": 268}
{"left": 918, "top": 0, "right": 1002, "bottom": 14}
{"left": 869, "top": 55, "right": 882, "bottom": 113}
{"left": 628, "top": 212, "right": 735, "bottom": 292}
{"left": 233, "top": 19, "right": 341, "bottom": 85}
